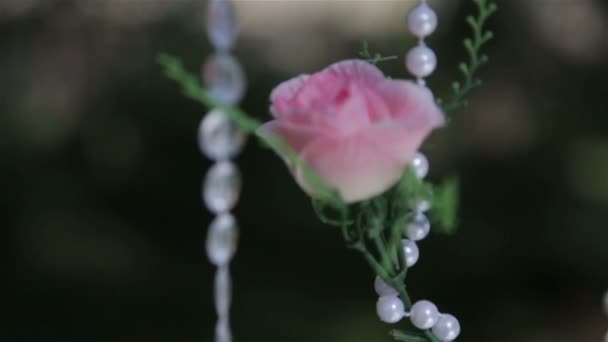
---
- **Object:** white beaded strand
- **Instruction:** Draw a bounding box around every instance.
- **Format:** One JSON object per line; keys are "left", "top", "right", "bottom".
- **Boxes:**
{"left": 377, "top": 295, "right": 407, "bottom": 323}
{"left": 207, "top": 0, "right": 238, "bottom": 51}
{"left": 405, "top": 212, "right": 431, "bottom": 242}
{"left": 373, "top": 5, "right": 461, "bottom": 341}
{"left": 410, "top": 300, "right": 440, "bottom": 329}
{"left": 401, "top": 239, "right": 420, "bottom": 268}
{"left": 374, "top": 276, "right": 398, "bottom": 297}
{"left": 411, "top": 152, "right": 429, "bottom": 180}
{"left": 202, "top": 1, "right": 245, "bottom": 342}
{"left": 406, "top": 0, "right": 439, "bottom": 86}
{"left": 432, "top": 313, "right": 461, "bottom": 342}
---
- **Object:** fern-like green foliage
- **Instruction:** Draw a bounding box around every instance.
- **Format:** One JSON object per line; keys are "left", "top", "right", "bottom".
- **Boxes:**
{"left": 359, "top": 40, "right": 398, "bottom": 65}
{"left": 430, "top": 176, "right": 459, "bottom": 235}
{"left": 438, "top": 0, "right": 498, "bottom": 113}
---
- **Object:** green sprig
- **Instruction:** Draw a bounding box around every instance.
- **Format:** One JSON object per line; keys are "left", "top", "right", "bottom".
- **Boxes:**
{"left": 390, "top": 329, "right": 432, "bottom": 342}
{"left": 439, "top": 0, "right": 497, "bottom": 113}
{"left": 359, "top": 40, "right": 398, "bottom": 65}
{"left": 157, "top": 53, "right": 344, "bottom": 207}
{"left": 430, "top": 177, "right": 460, "bottom": 235}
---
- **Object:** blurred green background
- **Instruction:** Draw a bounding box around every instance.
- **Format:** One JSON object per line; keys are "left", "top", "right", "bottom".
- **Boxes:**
{"left": 3, "top": 0, "right": 608, "bottom": 341}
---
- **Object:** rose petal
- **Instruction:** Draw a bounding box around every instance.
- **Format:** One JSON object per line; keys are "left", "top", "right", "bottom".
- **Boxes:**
{"left": 270, "top": 74, "right": 309, "bottom": 103}
{"left": 364, "top": 91, "right": 392, "bottom": 123}
{"left": 329, "top": 85, "right": 374, "bottom": 135}
{"left": 324, "top": 59, "right": 385, "bottom": 84}
{"left": 290, "top": 72, "right": 345, "bottom": 114}
{"left": 380, "top": 80, "right": 445, "bottom": 128}
{"left": 259, "top": 120, "right": 324, "bottom": 154}
{"left": 362, "top": 122, "right": 431, "bottom": 164}
{"left": 270, "top": 75, "right": 310, "bottom": 117}
{"left": 297, "top": 135, "right": 404, "bottom": 203}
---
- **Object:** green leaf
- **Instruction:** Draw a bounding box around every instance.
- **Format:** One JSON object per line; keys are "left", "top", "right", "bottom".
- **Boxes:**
{"left": 357, "top": 39, "right": 397, "bottom": 65}
{"left": 430, "top": 176, "right": 459, "bottom": 234}
{"left": 359, "top": 40, "right": 371, "bottom": 58}
{"left": 398, "top": 168, "right": 433, "bottom": 202}
{"left": 312, "top": 199, "right": 353, "bottom": 227}
{"left": 390, "top": 329, "right": 430, "bottom": 342}
{"left": 440, "top": 0, "right": 497, "bottom": 114}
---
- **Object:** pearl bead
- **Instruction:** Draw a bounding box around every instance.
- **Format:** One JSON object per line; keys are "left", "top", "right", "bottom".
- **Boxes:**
{"left": 402, "top": 239, "right": 420, "bottom": 267}
{"left": 206, "top": 214, "right": 239, "bottom": 266}
{"left": 407, "top": 2, "right": 438, "bottom": 38}
{"left": 411, "top": 152, "right": 429, "bottom": 179}
{"left": 376, "top": 295, "right": 406, "bottom": 323}
{"left": 203, "top": 53, "right": 246, "bottom": 106}
{"left": 207, "top": 0, "right": 238, "bottom": 51}
{"left": 406, "top": 45, "right": 437, "bottom": 78}
{"left": 604, "top": 329, "right": 608, "bottom": 342}
{"left": 374, "top": 276, "right": 398, "bottom": 297}
{"left": 405, "top": 212, "right": 430, "bottom": 241}
{"left": 409, "top": 300, "right": 440, "bottom": 329}
{"left": 198, "top": 109, "right": 247, "bottom": 161}
{"left": 214, "top": 265, "right": 232, "bottom": 316}
{"left": 203, "top": 161, "right": 241, "bottom": 214}
{"left": 432, "top": 314, "right": 461, "bottom": 341}
{"left": 410, "top": 199, "right": 432, "bottom": 213}
{"left": 215, "top": 317, "right": 232, "bottom": 342}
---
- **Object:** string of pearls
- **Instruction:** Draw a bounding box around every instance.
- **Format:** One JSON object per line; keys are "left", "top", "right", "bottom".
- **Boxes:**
{"left": 375, "top": 152, "right": 460, "bottom": 342}
{"left": 405, "top": 0, "right": 438, "bottom": 86}
{"left": 375, "top": 3, "right": 460, "bottom": 341}
{"left": 201, "top": 1, "right": 246, "bottom": 342}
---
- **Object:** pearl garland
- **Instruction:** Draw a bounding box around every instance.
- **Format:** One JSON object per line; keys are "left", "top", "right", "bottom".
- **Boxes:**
{"left": 410, "top": 300, "right": 440, "bottom": 329}
{"left": 202, "top": 1, "right": 246, "bottom": 342}
{"left": 375, "top": 3, "right": 462, "bottom": 341}
{"left": 432, "top": 314, "right": 461, "bottom": 341}
{"left": 406, "top": 0, "right": 438, "bottom": 86}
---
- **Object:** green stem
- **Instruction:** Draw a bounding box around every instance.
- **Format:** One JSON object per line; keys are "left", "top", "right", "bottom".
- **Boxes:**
{"left": 373, "top": 236, "right": 392, "bottom": 272}
{"left": 440, "top": 0, "right": 497, "bottom": 113}
{"left": 157, "top": 53, "right": 343, "bottom": 204}
{"left": 360, "top": 238, "right": 441, "bottom": 342}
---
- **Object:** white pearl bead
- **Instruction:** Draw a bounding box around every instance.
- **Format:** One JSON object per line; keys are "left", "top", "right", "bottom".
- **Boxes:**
{"left": 410, "top": 199, "right": 432, "bottom": 213}
{"left": 215, "top": 317, "right": 232, "bottom": 342}
{"left": 198, "top": 109, "right": 247, "bottom": 161}
{"left": 604, "top": 329, "right": 608, "bottom": 342}
{"left": 214, "top": 265, "right": 232, "bottom": 316}
{"left": 406, "top": 45, "right": 437, "bottom": 78}
{"left": 203, "top": 161, "right": 241, "bottom": 214}
{"left": 207, "top": 0, "right": 238, "bottom": 51}
{"left": 405, "top": 213, "right": 431, "bottom": 241}
{"left": 407, "top": 2, "right": 438, "bottom": 38}
{"left": 374, "top": 276, "right": 398, "bottom": 297}
{"left": 409, "top": 300, "right": 440, "bottom": 329}
{"left": 411, "top": 152, "right": 429, "bottom": 179}
{"left": 206, "top": 214, "right": 239, "bottom": 266}
{"left": 203, "top": 53, "right": 246, "bottom": 106}
{"left": 376, "top": 295, "right": 406, "bottom": 323}
{"left": 432, "top": 314, "right": 461, "bottom": 341}
{"left": 402, "top": 239, "right": 420, "bottom": 267}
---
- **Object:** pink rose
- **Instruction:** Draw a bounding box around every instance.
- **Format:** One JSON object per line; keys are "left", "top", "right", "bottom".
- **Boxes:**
{"left": 260, "top": 60, "right": 445, "bottom": 203}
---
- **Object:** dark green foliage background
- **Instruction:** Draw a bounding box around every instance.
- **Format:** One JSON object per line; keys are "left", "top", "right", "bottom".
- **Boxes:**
{"left": 2, "top": 1, "right": 607, "bottom": 341}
